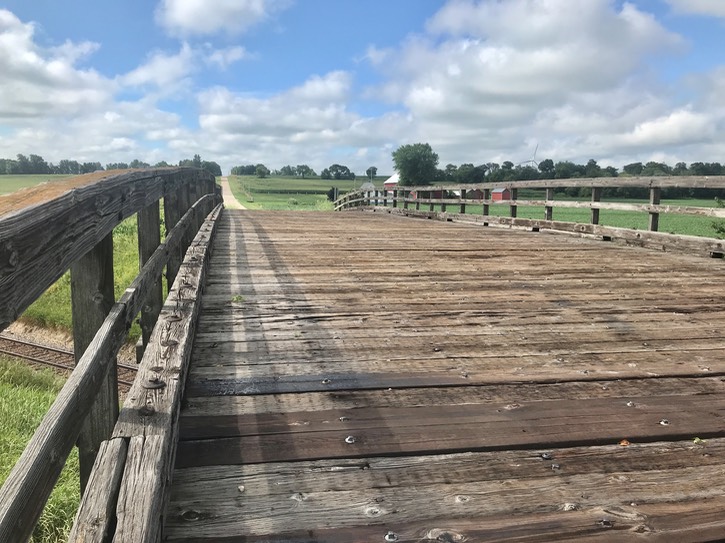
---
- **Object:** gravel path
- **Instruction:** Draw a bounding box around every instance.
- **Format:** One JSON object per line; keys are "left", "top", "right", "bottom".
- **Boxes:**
{"left": 219, "top": 176, "right": 246, "bottom": 209}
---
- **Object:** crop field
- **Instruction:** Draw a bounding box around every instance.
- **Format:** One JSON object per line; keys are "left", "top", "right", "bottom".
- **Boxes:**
{"left": 0, "top": 175, "right": 73, "bottom": 195}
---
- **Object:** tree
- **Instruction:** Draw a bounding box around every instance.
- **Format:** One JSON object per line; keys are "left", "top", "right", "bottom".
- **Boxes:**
{"left": 280, "top": 165, "right": 296, "bottom": 176}
{"left": 365, "top": 166, "right": 378, "bottom": 179}
{"left": 154, "top": 161, "right": 170, "bottom": 168}
{"left": 296, "top": 164, "right": 314, "bottom": 178}
{"left": 320, "top": 168, "right": 331, "bottom": 180}
{"left": 202, "top": 160, "right": 222, "bottom": 176}
{"left": 585, "top": 159, "right": 602, "bottom": 178}
{"left": 129, "top": 159, "right": 150, "bottom": 169}
{"left": 623, "top": 162, "right": 644, "bottom": 176}
{"left": 29, "top": 154, "right": 50, "bottom": 174}
{"left": 391, "top": 143, "right": 439, "bottom": 186}
{"left": 538, "top": 158, "right": 555, "bottom": 178}
{"left": 327, "top": 163, "right": 355, "bottom": 180}
{"left": 255, "top": 164, "right": 270, "bottom": 178}
{"left": 106, "top": 162, "right": 129, "bottom": 170}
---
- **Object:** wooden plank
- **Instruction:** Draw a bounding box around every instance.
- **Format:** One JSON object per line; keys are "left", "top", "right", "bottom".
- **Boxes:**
{"left": 175, "top": 392, "right": 725, "bottom": 467}
{"left": 138, "top": 200, "right": 163, "bottom": 349}
{"left": 0, "top": 197, "right": 216, "bottom": 543}
{"left": 0, "top": 168, "right": 214, "bottom": 332}
{"left": 71, "top": 232, "right": 119, "bottom": 490}
{"left": 165, "top": 440, "right": 725, "bottom": 540}
{"left": 113, "top": 435, "right": 167, "bottom": 543}
{"left": 0, "top": 305, "right": 127, "bottom": 543}
{"left": 109, "top": 204, "right": 222, "bottom": 541}
{"left": 68, "top": 437, "right": 128, "bottom": 543}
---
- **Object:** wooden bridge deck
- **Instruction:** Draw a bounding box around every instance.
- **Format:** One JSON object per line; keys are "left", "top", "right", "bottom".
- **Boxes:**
{"left": 165, "top": 209, "right": 725, "bottom": 541}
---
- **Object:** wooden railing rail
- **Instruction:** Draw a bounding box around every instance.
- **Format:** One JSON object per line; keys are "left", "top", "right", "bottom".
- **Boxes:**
{"left": 334, "top": 176, "right": 725, "bottom": 257}
{"left": 0, "top": 168, "right": 221, "bottom": 542}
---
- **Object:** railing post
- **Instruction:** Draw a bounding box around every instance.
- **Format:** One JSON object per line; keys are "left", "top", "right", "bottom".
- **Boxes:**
{"left": 374, "top": 190, "right": 379, "bottom": 206}
{"left": 591, "top": 187, "right": 602, "bottom": 225}
{"left": 164, "top": 178, "right": 182, "bottom": 288}
{"left": 137, "top": 200, "right": 163, "bottom": 360}
{"left": 510, "top": 188, "right": 518, "bottom": 218}
{"left": 383, "top": 189, "right": 387, "bottom": 207}
{"left": 403, "top": 189, "right": 409, "bottom": 210}
{"left": 461, "top": 189, "right": 467, "bottom": 214}
{"left": 483, "top": 189, "right": 490, "bottom": 220}
{"left": 429, "top": 191, "right": 434, "bottom": 212}
{"left": 393, "top": 189, "right": 398, "bottom": 208}
{"left": 649, "top": 187, "right": 661, "bottom": 231}
{"left": 70, "top": 233, "right": 118, "bottom": 492}
{"left": 441, "top": 190, "right": 447, "bottom": 213}
{"left": 545, "top": 188, "right": 554, "bottom": 221}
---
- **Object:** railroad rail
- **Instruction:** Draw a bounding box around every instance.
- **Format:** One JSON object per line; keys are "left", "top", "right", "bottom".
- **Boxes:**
{"left": 0, "top": 333, "right": 137, "bottom": 388}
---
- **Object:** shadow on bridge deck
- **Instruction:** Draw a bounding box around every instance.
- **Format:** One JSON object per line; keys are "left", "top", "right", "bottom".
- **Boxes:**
{"left": 165, "top": 209, "right": 725, "bottom": 541}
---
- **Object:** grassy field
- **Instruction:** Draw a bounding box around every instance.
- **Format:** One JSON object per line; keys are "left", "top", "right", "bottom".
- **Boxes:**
{"left": 0, "top": 357, "right": 79, "bottom": 542}
{"left": 229, "top": 175, "right": 343, "bottom": 211}
{"left": 0, "top": 175, "right": 73, "bottom": 195}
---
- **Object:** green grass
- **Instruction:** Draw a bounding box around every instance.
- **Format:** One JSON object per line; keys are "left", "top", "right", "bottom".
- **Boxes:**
{"left": 232, "top": 174, "right": 373, "bottom": 194}
{"left": 0, "top": 175, "right": 74, "bottom": 195}
{"left": 0, "top": 357, "right": 79, "bottom": 542}
{"left": 228, "top": 176, "right": 336, "bottom": 211}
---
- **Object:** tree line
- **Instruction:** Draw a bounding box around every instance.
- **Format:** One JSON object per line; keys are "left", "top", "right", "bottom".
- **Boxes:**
{"left": 0, "top": 153, "right": 222, "bottom": 176}
{"left": 392, "top": 143, "right": 725, "bottom": 199}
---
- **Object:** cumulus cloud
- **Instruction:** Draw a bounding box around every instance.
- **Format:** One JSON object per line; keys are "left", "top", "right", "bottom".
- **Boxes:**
{"left": 205, "top": 45, "right": 250, "bottom": 69}
{"left": 360, "top": 0, "right": 707, "bottom": 167}
{"left": 0, "top": 9, "right": 112, "bottom": 120}
{"left": 121, "top": 43, "right": 195, "bottom": 89}
{"left": 155, "top": 0, "right": 291, "bottom": 36}
{"left": 666, "top": 0, "right": 725, "bottom": 17}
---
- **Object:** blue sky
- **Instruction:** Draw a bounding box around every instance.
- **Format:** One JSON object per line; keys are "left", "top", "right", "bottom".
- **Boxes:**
{"left": 1, "top": 0, "right": 724, "bottom": 175}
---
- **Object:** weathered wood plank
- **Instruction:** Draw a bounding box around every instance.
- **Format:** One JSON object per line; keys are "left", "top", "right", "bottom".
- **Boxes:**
{"left": 68, "top": 437, "right": 128, "bottom": 543}
{"left": 0, "top": 305, "right": 128, "bottom": 543}
{"left": 0, "top": 168, "right": 214, "bottom": 332}
{"left": 71, "top": 232, "right": 119, "bottom": 490}
{"left": 175, "top": 392, "right": 725, "bottom": 466}
{"left": 166, "top": 440, "right": 725, "bottom": 540}
{"left": 113, "top": 435, "right": 167, "bottom": 543}
{"left": 108, "top": 204, "right": 222, "bottom": 542}
{"left": 138, "top": 200, "right": 163, "bottom": 350}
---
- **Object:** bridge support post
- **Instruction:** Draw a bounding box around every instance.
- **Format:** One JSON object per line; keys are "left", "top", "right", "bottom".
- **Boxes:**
{"left": 392, "top": 189, "right": 398, "bottom": 208}
{"left": 510, "top": 188, "right": 518, "bottom": 218}
{"left": 461, "top": 189, "right": 466, "bottom": 214}
{"left": 591, "top": 187, "right": 602, "bottom": 225}
{"left": 137, "top": 201, "right": 163, "bottom": 360}
{"left": 483, "top": 189, "right": 490, "bottom": 224}
{"left": 545, "top": 188, "right": 554, "bottom": 221}
{"left": 165, "top": 178, "right": 182, "bottom": 288}
{"left": 649, "top": 187, "right": 661, "bottom": 231}
{"left": 70, "top": 233, "right": 118, "bottom": 492}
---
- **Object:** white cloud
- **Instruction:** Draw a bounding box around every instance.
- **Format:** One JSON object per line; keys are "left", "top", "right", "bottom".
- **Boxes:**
{"left": 155, "top": 0, "right": 290, "bottom": 36}
{"left": 0, "top": 9, "right": 112, "bottom": 120}
{"left": 121, "top": 43, "right": 195, "bottom": 89}
{"left": 666, "top": 0, "right": 725, "bottom": 17}
{"left": 205, "top": 45, "right": 250, "bottom": 69}
{"left": 359, "top": 0, "right": 705, "bottom": 167}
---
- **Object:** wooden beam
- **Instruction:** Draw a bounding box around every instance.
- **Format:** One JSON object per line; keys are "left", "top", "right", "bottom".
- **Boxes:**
{"left": 71, "top": 233, "right": 119, "bottom": 491}
{"left": 137, "top": 201, "right": 163, "bottom": 351}
{"left": 649, "top": 186, "right": 662, "bottom": 232}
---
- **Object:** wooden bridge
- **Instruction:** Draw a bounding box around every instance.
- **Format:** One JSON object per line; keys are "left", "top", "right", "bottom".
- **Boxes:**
{"left": 1, "top": 170, "right": 725, "bottom": 542}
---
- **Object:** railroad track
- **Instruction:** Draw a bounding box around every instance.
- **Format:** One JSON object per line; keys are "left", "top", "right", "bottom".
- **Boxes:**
{"left": 0, "top": 333, "right": 137, "bottom": 389}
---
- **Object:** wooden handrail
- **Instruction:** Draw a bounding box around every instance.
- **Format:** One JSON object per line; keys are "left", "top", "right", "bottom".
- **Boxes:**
{"left": 334, "top": 176, "right": 725, "bottom": 257}
{"left": 0, "top": 169, "right": 221, "bottom": 542}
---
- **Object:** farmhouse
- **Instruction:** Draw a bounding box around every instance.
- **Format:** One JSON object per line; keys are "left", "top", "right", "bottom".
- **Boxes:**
{"left": 492, "top": 187, "right": 511, "bottom": 201}
{"left": 383, "top": 173, "right": 399, "bottom": 191}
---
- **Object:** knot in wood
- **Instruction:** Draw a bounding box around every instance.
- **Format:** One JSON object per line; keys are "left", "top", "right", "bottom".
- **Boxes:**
{"left": 384, "top": 532, "right": 399, "bottom": 542}
{"left": 144, "top": 377, "right": 166, "bottom": 389}
{"left": 425, "top": 529, "right": 465, "bottom": 542}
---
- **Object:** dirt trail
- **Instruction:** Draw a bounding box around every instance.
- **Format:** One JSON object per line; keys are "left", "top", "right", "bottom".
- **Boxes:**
{"left": 219, "top": 177, "right": 246, "bottom": 209}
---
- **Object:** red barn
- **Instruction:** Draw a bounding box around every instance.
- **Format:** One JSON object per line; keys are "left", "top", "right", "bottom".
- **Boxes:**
{"left": 492, "top": 188, "right": 511, "bottom": 201}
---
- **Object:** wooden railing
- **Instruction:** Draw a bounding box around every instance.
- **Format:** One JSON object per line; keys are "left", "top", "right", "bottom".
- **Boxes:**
{"left": 335, "top": 176, "right": 725, "bottom": 257}
{"left": 0, "top": 168, "right": 223, "bottom": 542}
